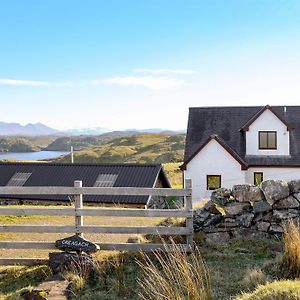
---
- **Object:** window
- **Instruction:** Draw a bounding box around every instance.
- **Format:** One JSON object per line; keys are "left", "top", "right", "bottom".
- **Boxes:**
{"left": 259, "top": 131, "right": 277, "bottom": 150}
{"left": 207, "top": 175, "right": 221, "bottom": 190}
{"left": 7, "top": 172, "right": 32, "bottom": 186}
{"left": 254, "top": 172, "right": 263, "bottom": 185}
{"left": 94, "top": 173, "right": 118, "bottom": 187}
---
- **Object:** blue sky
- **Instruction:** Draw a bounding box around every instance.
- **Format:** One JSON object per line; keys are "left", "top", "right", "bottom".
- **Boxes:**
{"left": 1, "top": 0, "right": 300, "bottom": 130}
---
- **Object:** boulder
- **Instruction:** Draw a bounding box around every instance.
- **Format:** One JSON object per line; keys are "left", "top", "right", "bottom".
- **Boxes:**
{"left": 257, "top": 221, "right": 270, "bottom": 232}
{"left": 273, "top": 209, "right": 300, "bottom": 220}
{"left": 253, "top": 200, "right": 272, "bottom": 213}
{"left": 260, "top": 180, "right": 290, "bottom": 205}
{"left": 237, "top": 213, "right": 255, "bottom": 228}
{"left": 293, "top": 192, "right": 300, "bottom": 202}
{"left": 288, "top": 180, "right": 300, "bottom": 193}
{"left": 273, "top": 195, "right": 300, "bottom": 209}
{"left": 269, "top": 224, "right": 284, "bottom": 234}
{"left": 224, "top": 203, "right": 251, "bottom": 216}
{"left": 193, "top": 208, "right": 211, "bottom": 231}
{"left": 193, "top": 208, "right": 210, "bottom": 223}
{"left": 211, "top": 188, "right": 231, "bottom": 205}
{"left": 203, "top": 215, "right": 223, "bottom": 227}
{"left": 232, "top": 184, "right": 264, "bottom": 202}
{"left": 204, "top": 201, "right": 224, "bottom": 215}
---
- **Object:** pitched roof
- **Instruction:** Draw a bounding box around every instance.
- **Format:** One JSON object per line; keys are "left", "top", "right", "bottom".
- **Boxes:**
{"left": 0, "top": 162, "right": 170, "bottom": 204}
{"left": 183, "top": 105, "right": 300, "bottom": 168}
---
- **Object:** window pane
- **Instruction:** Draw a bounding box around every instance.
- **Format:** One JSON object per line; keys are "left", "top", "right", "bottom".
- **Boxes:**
{"left": 268, "top": 132, "right": 276, "bottom": 149}
{"left": 259, "top": 132, "right": 268, "bottom": 149}
{"left": 207, "top": 175, "right": 221, "bottom": 190}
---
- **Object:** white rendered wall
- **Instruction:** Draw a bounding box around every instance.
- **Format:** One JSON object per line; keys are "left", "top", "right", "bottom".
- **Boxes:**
{"left": 184, "top": 139, "right": 246, "bottom": 202}
{"left": 246, "top": 109, "right": 290, "bottom": 156}
{"left": 246, "top": 167, "right": 300, "bottom": 184}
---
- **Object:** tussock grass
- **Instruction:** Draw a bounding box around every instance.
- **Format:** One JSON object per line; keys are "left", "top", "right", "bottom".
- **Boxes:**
{"left": 280, "top": 219, "right": 300, "bottom": 279}
{"left": 241, "top": 267, "right": 269, "bottom": 291}
{"left": 235, "top": 280, "right": 300, "bottom": 300}
{"left": 137, "top": 242, "right": 211, "bottom": 300}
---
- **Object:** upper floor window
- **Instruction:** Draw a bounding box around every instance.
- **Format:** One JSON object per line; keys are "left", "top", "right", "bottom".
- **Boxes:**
{"left": 258, "top": 131, "right": 277, "bottom": 150}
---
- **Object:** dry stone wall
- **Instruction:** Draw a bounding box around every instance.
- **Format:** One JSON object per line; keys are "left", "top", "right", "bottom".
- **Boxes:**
{"left": 193, "top": 180, "right": 300, "bottom": 243}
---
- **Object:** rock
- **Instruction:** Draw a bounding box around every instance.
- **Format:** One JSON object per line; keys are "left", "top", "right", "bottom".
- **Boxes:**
{"left": 203, "top": 215, "right": 223, "bottom": 227}
{"left": 257, "top": 221, "right": 270, "bottom": 232}
{"left": 224, "top": 203, "right": 250, "bottom": 216}
{"left": 216, "top": 222, "right": 239, "bottom": 228}
{"left": 49, "top": 252, "right": 94, "bottom": 274}
{"left": 55, "top": 235, "right": 100, "bottom": 254}
{"left": 232, "top": 184, "right": 264, "bottom": 202}
{"left": 269, "top": 224, "right": 284, "bottom": 234}
{"left": 237, "top": 213, "right": 255, "bottom": 228}
{"left": 211, "top": 188, "right": 231, "bottom": 205}
{"left": 273, "top": 209, "right": 300, "bottom": 220}
{"left": 260, "top": 180, "right": 290, "bottom": 205}
{"left": 253, "top": 200, "right": 272, "bottom": 213}
{"left": 193, "top": 208, "right": 210, "bottom": 230}
{"left": 205, "top": 231, "right": 231, "bottom": 243}
{"left": 293, "top": 192, "right": 300, "bottom": 202}
{"left": 273, "top": 195, "right": 300, "bottom": 209}
{"left": 204, "top": 201, "right": 224, "bottom": 215}
{"left": 288, "top": 180, "right": 300, "bottom": 193}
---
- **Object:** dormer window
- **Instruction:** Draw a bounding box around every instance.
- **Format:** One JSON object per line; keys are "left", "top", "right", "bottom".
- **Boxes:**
{"left": 258, "top": 131, "right": 277, "bottom": 150}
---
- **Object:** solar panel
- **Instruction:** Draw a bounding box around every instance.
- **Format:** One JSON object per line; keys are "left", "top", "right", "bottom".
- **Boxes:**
{"left": 94, "top": 173, "right": 118, "bottom": 187}
{"left": 7, "top": 172, "right": 32, "bottom": 186}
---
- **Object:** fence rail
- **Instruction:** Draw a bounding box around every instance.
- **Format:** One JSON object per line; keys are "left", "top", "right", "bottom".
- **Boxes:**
{"left": 0, "top": 179, "right": 193, "bottom": 266}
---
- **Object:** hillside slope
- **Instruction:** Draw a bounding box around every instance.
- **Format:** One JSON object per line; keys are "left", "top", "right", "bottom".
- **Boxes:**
{"left": 54, "top": 134, "right": 185, "bottom": 164}
{"left": 0, "top": 136, "right": 56, "bottom": 152}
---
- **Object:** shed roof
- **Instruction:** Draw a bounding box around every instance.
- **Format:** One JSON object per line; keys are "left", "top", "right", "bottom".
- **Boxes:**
{"left": 0, "top": 162, "right": 170, "bottom": 205}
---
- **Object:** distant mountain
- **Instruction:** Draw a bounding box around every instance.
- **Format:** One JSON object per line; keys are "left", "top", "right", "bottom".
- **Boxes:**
{"left": 65, "top": 127, "right": 110, "bottom": 136}
{"left": 0, "top": 122, "right": 60, "bottom": 136}
{"left": 126, "top": 128, "right": 186, "bottom": 134}
{"left": 64, "top": 127, "right": 185, "bottom": 136}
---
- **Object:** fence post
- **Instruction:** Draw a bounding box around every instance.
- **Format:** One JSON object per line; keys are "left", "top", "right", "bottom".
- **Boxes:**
{"left": 185, "top": 178, "right": 193, "bottom": 252}
{"left": 74, "top": 180, "right": 83, "bottom": 237}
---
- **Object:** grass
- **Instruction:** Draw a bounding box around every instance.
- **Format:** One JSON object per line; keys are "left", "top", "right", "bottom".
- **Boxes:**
{"left": 0, "top": 206, "right": 296, "bottom": 300}
{"left": 137, "top": 242, "right": 211, "bottom": 300}
{"left": 280, "top": 219, "right": 300, "bottom": 279}
{"left": 163, "top": 162, "right": 183, "bottom": 188}
{"left": 0, "top": 265, "right": 51, "bottom": 299}
{"left": 235, "top": 280, "right": 300, "bottom": 300}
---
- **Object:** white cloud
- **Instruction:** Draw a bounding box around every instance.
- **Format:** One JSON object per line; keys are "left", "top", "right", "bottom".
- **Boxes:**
{"left": 0, "top": 78, "right": 72, "bottom": 87}
{"left": 93, "top": 76, "right": 185, "bottom": 90}
{"left": 135, "top": 68, "right": 197, "bottom": 75}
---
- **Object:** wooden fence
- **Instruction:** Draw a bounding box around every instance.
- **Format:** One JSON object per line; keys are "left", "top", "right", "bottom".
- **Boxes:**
{"left": 0, "top": 179, "right": 193, "bottom": 265}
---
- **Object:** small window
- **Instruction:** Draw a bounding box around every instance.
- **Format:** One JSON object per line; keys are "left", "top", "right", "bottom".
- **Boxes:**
{"left": 207, "top": 175, "right": 221, "bottom": 190}
{"left": 254, "top": 172, "right": 263, "bottom": 185}
{"left": 259, "top": 131, "right": 277, "bottom": 150}
{"left": 7, "top": 172, "right": 32, "bottom": 186}
{"left": 94, "top": 173, "right": 118, "bottom": 187}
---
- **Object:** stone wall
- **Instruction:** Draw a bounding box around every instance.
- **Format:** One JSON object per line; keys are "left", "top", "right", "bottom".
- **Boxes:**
{"left": 193, "top": 180, "right": 300, "bottom": 243}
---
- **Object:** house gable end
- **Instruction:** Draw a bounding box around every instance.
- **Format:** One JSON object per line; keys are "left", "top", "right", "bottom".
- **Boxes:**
{"left": 180, "top": 135, "right": 248, "bottom": 171}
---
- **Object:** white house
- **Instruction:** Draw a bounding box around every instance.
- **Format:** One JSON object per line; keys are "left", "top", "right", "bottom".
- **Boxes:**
{"left": 180, "top": 105, "right": 300, "bottom": 202}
